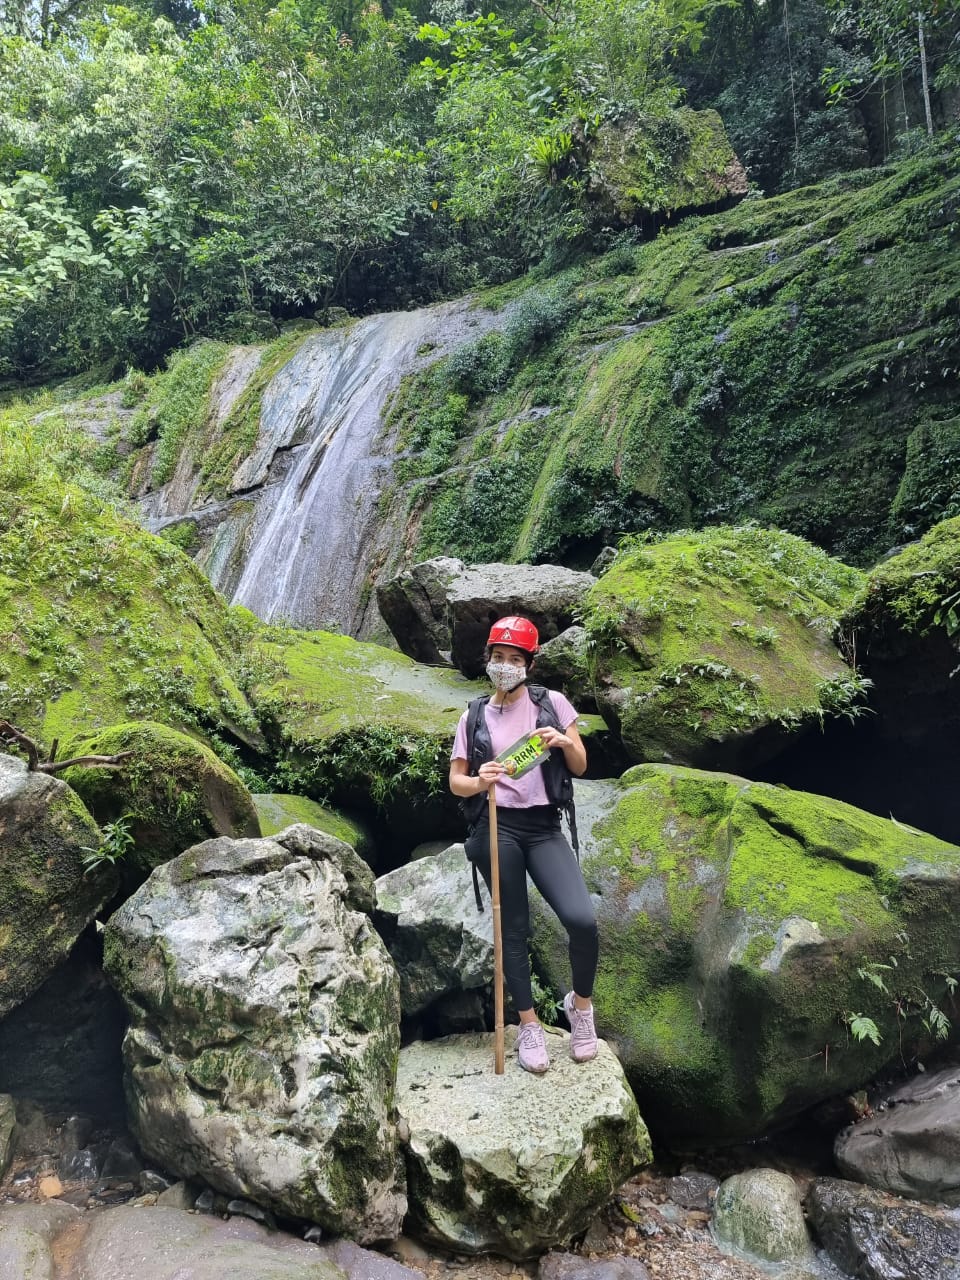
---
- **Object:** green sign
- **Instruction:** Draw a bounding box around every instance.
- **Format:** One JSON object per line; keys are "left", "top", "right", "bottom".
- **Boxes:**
{"left": 495, "top": 731, "right": 551, "bottom": 779}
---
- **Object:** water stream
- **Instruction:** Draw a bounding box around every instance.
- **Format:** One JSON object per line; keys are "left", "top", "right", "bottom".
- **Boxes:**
{"left": 189, "top": 301, "right": 490, "bottom": 634}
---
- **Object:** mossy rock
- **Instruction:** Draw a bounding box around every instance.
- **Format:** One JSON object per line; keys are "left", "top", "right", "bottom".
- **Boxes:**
{"left": 531, "top": 763, "right": 960, "bottom": 1145}
{"left": 846, "top": 515, "right": 960, "bottom": 653}
{"left": 252, "top": 629, "right": 485, "bottom": 857}
{"left": 0, "top": 752, "right": 115, "bottom": 1019}
{"left": 581, "top": 525, "right": 864, "bottom": 770}
{"left": 0, "top": 448, "right": 263, "bottom": 752}
{"left": 63, "top": 722, "right": 260, "bottom": 882}
{"left": 253, "top": 793, "right": 374, "bottom": 862}
{"left": 583, "top": 107, "right": 748, "bottom": 225}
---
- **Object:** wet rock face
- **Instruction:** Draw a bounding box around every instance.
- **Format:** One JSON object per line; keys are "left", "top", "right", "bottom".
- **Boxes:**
{"left": 396, "top": 1031, "right": 652, "bottom": 1260}
{"left": 0, "top": 753, "right": 115, "bottom": 1019}
{"left": 377, "top": 557, "right": 597, "bottom": 677}
{"left": 807, "top": 1176, "right": 960, "bottom": 1280}
{"left": 531, "top": 762, "right": 960, "bottom": 1145}
{"left": 103, "top": 825, "right": 406, "bottom": 1243}
{"left": 835, "top": 1062, "right": 960, "bottom": 1205}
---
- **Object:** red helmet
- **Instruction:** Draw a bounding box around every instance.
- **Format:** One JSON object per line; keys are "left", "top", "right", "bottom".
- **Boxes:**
{"left": 487, "top": 616, "right": 539, "bottom": 655}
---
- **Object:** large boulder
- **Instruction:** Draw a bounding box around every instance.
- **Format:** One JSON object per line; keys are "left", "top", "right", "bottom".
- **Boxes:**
{"left": 374, "top": 844, "right": 493, "bottom": 1025}
{"left": 0, "top": 1202, "right": 82, "bottom": 1280}
{"left": 531, "top": 763, "right": 960, "bottom": 1144}
{"left": 0, "top": 1094, "right": 14, "bottom": 1181}
{"left": 103, "top": 825, "right": 406, "bottom": 1242}
{"left": 64, "top": 722, "right": 260, "bottom": 882}
{"left": 397, "top": 1031, "right": 651, "bottom": 1259}
{"left": 806, "top": 1177, "right": 960, "bottom": 1280}
{"left": 0, "top": 753, "right": 115, "bottom": 1018}
{"left": 581, "top": 526, "right": 864, "bottom": 771}
{"left": 835, "top": 1061, "right": 960, "bottom": 1205}
{"left": 376, "top": 558, "right": 596, "bottom": 677}
{"left": 250, "top": 628, "right": 484, "bottom": 861}
{"left": 581, "top": 108, "right": 748, "bottom": 227}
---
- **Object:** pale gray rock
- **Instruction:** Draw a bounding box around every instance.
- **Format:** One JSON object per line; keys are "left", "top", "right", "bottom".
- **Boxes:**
{"left": 156, "top": 1180, "right": 198, "bottom": 1210}
{"left": 0, "top": 1201, "right": 81, "bottom": 1280}
{"left": 323, "top": 1238, "right": 425, "bottom": 1280}
{"left": 377, "top": 558, "right": 596, "bottom": 676}
{"left": 835, "top": 1061, "right": 960, "bottom": 1204}
{"left": 374, "top": 845, "right": 493, "bottom": 1018}
{"left": 71, "top": 1205, "right": 346, "bottom": 1280}
{"left": 0, "top": 753, "right": 114, "bottom": 1018}
{"left": 807, "top": 1176, "right": 960, "bottom": 1280}
{"left": 0, "top": 1095, "right": 15, "bottom": 1181}
{"left": 397, "top": 1030, "right": 651, "bottom": 1259}
{"left": 712, "top": 1169, "right": 810, "bottom": 1263}
{"left": 103, "top": 825, "right": 406, "bottom": 1243}
{"left": 539, "top": 1254, "right": 651, "bottom": 1280}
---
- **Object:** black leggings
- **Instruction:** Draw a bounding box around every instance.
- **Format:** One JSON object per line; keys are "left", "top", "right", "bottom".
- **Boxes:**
{"left": 464, "top": 805, "right": 598, "bottom": 1012}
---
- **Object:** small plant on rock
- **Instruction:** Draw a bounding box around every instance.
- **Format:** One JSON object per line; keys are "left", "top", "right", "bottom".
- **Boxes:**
{"left": 81, "top": 814, "right": 135, "bottom": 875}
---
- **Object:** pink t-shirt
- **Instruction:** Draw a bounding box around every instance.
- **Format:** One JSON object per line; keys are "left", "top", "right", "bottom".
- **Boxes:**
{"left": 451, "top": 688, "right": 578, "bottom": 808}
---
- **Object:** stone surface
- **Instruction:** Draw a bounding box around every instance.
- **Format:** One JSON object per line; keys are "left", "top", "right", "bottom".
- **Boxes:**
{"left": 530, "top": 762, "right": 960, "bottom": 1144}
{"left": 0, "top": 753, "right": 113, "bottom": 1019}
{"left": 253, "top": 794, "right": 375, "bottom": 861}
{"left": 374, "top": 845, "right": 493, "bottom": 1019}
{"left": 712, "top": 1170, "right": 810, "bottom": 1263}
{"left": 0, "top": 1095, "right": 15, "bottom": 1182}
{"left": 531, "top": 627, "right": 596, "bottom": 713}
{"left": 396, "top": 1030, "right": 651, "bottom": 1259}
{"left": 539, "top": 1254, "right": 651, "bottom": 1280}
{"left": 0, "top": 929, "right": 126, "bottom": 1118}
{"left": 103, "top": 825, "right": 406, "bottom": 1242}
{"left": 377, "top": 557, "right": 596, "bottom": 677}
{"left": 323, "top": 1238, "right": 425, "bottom": 1280}
{"left": 807, "top": 1176, "right": 960, "bottom": 1280}
{"left": 835, "top": 1061, "right": 960, "bottom": 1205}
{"left": 72, "top": 1205, "right": 346, "bottom": 1280}
{"left": 667, "top": 1172, "right": 720, "bottom": 1211}
{"left": 0, "top": 1201, "right": 81, "bottom": 1280}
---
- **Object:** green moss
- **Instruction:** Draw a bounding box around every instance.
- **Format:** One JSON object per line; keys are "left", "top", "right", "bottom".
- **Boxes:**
{"left": 253, "top": 792, "right": 372, "bottom": 856}
{"left": 63, "top": 721, "right": 260, "bottom": 877}
{"left": 847, "top": 514, "right": 960, "bottom": 637}
{"left": 535, "top": 762, "right": 960, "bottom": 1142}
{"left": 581, "top": 525, "right": 864, "bottom": 764}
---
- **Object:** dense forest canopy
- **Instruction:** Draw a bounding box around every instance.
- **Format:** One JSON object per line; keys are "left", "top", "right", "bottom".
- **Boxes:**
{"left": 1, "top": 0, "right": 958, "bottom": 381}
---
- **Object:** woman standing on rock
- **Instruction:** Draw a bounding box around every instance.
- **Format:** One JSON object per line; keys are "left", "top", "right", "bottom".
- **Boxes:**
{"left": 448, "top": 616, "right": 599, "bottom": 1074}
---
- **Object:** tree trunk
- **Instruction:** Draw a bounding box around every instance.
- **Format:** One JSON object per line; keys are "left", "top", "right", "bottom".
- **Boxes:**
{"left": 918, "top": 11, "right": 934, "bottom": 136}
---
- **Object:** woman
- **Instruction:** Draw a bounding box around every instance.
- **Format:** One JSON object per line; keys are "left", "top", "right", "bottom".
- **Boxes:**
{"left": 449, "top": 615, "right": 599, "bottom": 1073}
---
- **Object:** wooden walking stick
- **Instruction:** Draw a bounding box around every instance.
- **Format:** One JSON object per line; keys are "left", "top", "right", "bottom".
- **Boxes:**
{"left": 488, "top": 780, "right": 505, "bottom": 1074}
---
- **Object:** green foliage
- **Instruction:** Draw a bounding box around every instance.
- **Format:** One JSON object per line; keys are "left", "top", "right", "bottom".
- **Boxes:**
{"left": 81, "top": 813, "right": 134, "bottom": 875}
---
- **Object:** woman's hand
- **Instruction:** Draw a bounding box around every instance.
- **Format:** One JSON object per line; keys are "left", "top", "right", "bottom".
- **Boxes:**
{"left": 477, "top": 760, "right": 507, "bottom": 787}
{"left": 537, "top": 726, "right": 572, "bottom": 750}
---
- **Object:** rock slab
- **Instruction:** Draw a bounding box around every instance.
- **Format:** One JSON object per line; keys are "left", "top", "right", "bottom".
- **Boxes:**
{"left": 807, "top": 1176, "right": 960, "bottom": 1280}
{"left": 835, "top": 1061, "right": 960, "bottom": 1205}
{"left": 397, "top": 1030, "right": 651, "bottom": 1259}
{"left": 103, "top": 824, "right": 406, "bottom": 1242}
{"left": 377, "top": 558, "right": 596, "bottom": 676}
{"left": 0, "top": 1201, "right": 81, "bottom": 1280}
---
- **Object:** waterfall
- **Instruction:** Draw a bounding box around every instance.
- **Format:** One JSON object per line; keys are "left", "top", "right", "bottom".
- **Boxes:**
{"left": 225, "top": 302, "right": 483, "bottom": 634}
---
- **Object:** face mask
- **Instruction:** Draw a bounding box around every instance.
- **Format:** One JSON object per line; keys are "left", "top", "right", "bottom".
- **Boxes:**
{"left": 486, "top": 661, "right": 526, "bottom": 693}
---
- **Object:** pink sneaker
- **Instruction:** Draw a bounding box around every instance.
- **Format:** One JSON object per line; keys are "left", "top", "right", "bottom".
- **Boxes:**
{"left": 563, "top": 992, "right": 599, "bottom": 1062}
{"left": 516, "top": 1022, "right": 550, "bottom": 1073}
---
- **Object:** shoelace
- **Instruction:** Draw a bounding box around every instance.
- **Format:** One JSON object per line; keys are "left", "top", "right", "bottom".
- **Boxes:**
{"left": 518, "top": 1022, "right": 545, "bottom": 1049}
{"left": 569, "top": 1004, "right": 596, "bottom": 1045}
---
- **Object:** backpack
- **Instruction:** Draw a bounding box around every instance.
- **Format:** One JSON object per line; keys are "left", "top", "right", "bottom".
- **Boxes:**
{"left": 460, "top": 684, "right": 579, "bottom": 911}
